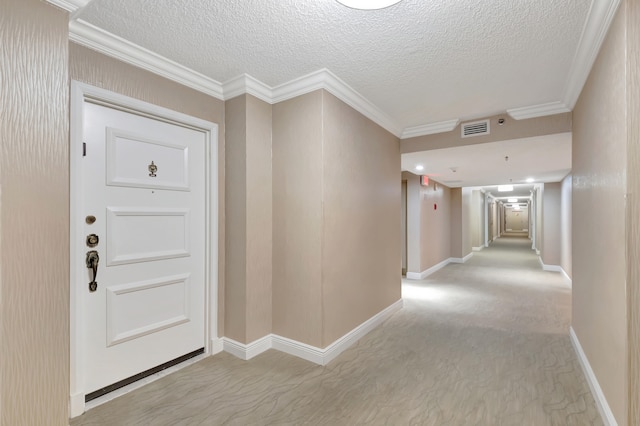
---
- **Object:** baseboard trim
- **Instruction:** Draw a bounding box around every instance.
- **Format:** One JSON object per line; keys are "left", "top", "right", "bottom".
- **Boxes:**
{"left": 405, "top": 258, "right": 450, "bottom": 280}
{"left": 222, "top": 335, "right": 272, "bottom": 360}
{"left": 224, "top": 300, "right": 404, "bottom": 366}
{"left": 538, "top": 258, "right": 572, "bottom": 285}
{"left": 450, "top": 253, "right": 473, "bottom": 264}
{"left": 210, "top": 337, "right": 224, "bottom": 355}
{"left": 569, "top": 327, "right": 618, "bottom": 426}
{"left": 560, "top": 268, "right": 572, "bottom": 284}
{"left": 472, "top": 246, "right": 484, "bottom": 252}
{"left": 69, "top": 392, "right": 84, "bottom": 418}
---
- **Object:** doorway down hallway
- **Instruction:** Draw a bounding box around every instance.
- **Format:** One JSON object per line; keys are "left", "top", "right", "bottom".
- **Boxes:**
{"left": 71, "top": 236, "right": 601, "bottom": 425}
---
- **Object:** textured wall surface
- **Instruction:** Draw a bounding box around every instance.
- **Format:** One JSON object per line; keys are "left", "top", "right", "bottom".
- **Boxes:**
{"left": 450, "top": 188, "right": 463, "bottom": 258}
{"left": 572, "top": 4, "right": 628, "bottom": 424}
{"left": 244, "top": 95, "right": 272, "bottom": 343}
{"left": 542, "top": 182, "right": 561, "bottom": 266}
{"left": 272, "top": 92, "right": 324, "bottom": 347}
{"left": 225, "top": 94, "right": 272, "bottom": 344}
{"left": 69, "top": 43, "right": 227, "bottom": 335}
{"left": 560, "top": 175, "right": 572, "bottom": 278}
{"left": 224, "top": 96, "right": 248, "bottom": 341}
{"left": 321, "top": 91, "right": 400, "bottom": 345}
{"left": 1, "top": 1, "right": 70, "bottom": 424}
{"left": 420, "top": 181, "right": 451, "bottom": 271}
{"left": 403, "top": 172, "right": 421, "bottom": 274}
{"left": 626, "top": 0, "right": 640, "bottom": 422}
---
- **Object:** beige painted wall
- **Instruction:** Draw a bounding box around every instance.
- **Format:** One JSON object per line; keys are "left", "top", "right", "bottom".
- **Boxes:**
{"left": 572, "top": 3, "right": 628, "bottom": 424}
{"left": 69, "top": 43, "right": 227, "bottom": 336}
{"left": 505, "top": 207, "right": 528, "bottom": 232}
{"left": 560, "top": 175, "right": 572, "bottom": 278}
{"left": 401, "top": 112, "right": 572, "bottom": 154}
{"left": 224, "top": 94, "right": 273, "bottom": 343}
{"left": 419, "top": 180, "right": 451, "bottom": 271}
{"left": 403, "top": 171, "right": 421, "bottom": 273}
{"left": 462, "top": 188, "right": 473, "bottom": 255}
{"left": 450, "top": 188, "right": 463, "bottom": 258}
{"left": 1, "top": 1, "right": 69, "bottom": 424}
{"left": 470, "top": 190, "right": 484, "bottom": 249}
{"left": 321, "top": 91, "right": 400, "bottom": 345}
{"left": 541, "top": 182, "right": 561, "bottom": 267}
{"left": 272, "top": 92, "right": 324, "bottom": 347}
{"left": 626, "top": 0, "right": 640, "bottom": 422}
{"left": 273, "top": 90, "right": 401, "bottom": 347}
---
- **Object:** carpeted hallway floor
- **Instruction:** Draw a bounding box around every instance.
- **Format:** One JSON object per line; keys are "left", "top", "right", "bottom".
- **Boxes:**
{"left": 71, "top": 236, "right": 602, "bottom": 425}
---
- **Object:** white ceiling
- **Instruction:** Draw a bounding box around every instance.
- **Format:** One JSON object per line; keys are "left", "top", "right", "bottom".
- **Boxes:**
{"left": 401, "top": 133, "right": 572, "bottom": 188}
{"left": 53, "top": 0, "right": 618, "bottom": 190}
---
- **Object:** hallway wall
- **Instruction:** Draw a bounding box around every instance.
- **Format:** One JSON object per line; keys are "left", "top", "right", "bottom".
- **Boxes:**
{"left": 560, "top": 175, "right": 572, "bottom": 278}
{"left": 225, "top": 94, "right": 273, "bottom": 344}
{"left": 572, "top": 3, "right": 628, "bottom": 424}
{"left": 273, "top": 90, "right": 401, "bottom": 348}
{"left": 1, "top": 1, "right": 69, "bottom": 424}
{"left": 420, "top": 180, "right": 451, "bottom": 271}
{"left": 541, "top": 182, "right": 561, "bottom": 267}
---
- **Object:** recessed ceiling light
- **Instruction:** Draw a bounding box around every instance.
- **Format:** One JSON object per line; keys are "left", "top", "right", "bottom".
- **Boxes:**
{"left": 415, "top": 165, "right": 424, "bottom": 171}
{"left": 508, "top": 198, "right": 518, "bottom": 203}
{"left": 498, "top": 185, "right": 514, "bottom": 192}
{"left": 526, "top": 178, "right": 535, "bottom": 183}
{"left": 336, "top": 0, "right": 403, "bottom": 10}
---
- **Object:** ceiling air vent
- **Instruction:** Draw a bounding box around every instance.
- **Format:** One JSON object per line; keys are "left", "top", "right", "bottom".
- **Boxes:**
{"left": 461, "top": 119, "right": 490, "bottom": 138}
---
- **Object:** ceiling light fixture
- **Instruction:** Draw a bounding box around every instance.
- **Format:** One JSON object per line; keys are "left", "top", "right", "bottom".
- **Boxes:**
{"left": 498, "top": 185, "right": 513, "bottom": 192}
{"left": 336, "top": 0, "right": 403, "bottom": 10}
{"left": 508, "top": 198, "right": 518, "bottom": 203}
{"left": 526, "top": 178, "right": 535, "bottom": 183}
{"left": 415, "top": 165, "right": 424, "bottom": 171}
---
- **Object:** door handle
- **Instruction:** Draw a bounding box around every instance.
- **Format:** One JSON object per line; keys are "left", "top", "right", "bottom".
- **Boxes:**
{"left": 86, "top": 250, "right": 99, "bottom": 292}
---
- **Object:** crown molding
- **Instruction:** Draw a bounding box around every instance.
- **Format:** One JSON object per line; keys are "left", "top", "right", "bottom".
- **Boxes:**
{"left": 222, "top": 74, "right": 273, "bottom": 104}
{"left": 401, "top": 118, "right": 460, "bottom": 139}
{"left": 563, "top": 0, "right": 621, "bottom": 109}
{"left": 506, "top": 101, "right": 571, "bottom": 120}
{"left": 46, "top": 0, "right": 92, "bottom": 13}
{"left": 69, "top": 19, "right": 225, "bottom": 100}
{"left": 272, "top": 69, "right": 402, "bottom": 137}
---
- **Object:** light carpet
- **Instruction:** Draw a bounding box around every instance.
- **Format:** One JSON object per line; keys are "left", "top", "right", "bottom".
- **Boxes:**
{"left": 72, "top": 236, "right": 601, "bottom": 425}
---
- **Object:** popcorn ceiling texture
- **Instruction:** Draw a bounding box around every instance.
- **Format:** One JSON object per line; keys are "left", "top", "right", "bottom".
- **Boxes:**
{"left": 77, "top": 0, "right": 590, "bottom": 127}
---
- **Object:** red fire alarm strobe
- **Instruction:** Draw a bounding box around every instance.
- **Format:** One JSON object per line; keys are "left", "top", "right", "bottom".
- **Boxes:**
{"left": 421, "top": 175, "right": 429, "bottom": 186}
{"left": 434, "top": 204, "right": 437, "bottom": 210}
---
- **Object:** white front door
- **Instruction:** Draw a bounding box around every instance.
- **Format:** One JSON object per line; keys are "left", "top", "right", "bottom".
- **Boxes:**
{"left": 81, "top": 101, "right": 206, "bottom": 395}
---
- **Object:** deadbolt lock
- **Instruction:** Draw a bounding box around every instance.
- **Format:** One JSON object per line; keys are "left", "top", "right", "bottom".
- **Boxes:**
{"left": 86, "top": 234, "right": 99, "bottom": 247}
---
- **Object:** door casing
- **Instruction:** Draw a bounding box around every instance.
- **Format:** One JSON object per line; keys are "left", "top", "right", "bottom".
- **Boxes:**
{"left": 69, "top": 81, "right": 221, "bottom": 417}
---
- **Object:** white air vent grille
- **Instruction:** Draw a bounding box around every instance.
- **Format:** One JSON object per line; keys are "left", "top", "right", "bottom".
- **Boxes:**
{"left": 461, "top": 119, "right": 490, "bottom": 138}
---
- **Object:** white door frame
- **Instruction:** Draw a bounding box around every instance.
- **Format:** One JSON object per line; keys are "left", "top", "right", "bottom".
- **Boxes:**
{"left": 69, "top": 81, "right": 221, "bottom": 417}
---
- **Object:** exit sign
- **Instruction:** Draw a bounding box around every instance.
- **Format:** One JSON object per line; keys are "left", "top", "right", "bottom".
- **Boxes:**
{"left": 421, "top": 175, "right": 429, "bottom": 186}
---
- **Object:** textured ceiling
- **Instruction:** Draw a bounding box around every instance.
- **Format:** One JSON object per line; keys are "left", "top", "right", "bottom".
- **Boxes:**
{"left": 76, "top": 0, "right": 591, "bottom": 129}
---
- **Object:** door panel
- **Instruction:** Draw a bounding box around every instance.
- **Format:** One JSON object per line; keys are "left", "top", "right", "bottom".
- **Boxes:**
{"left": 82, "top": 101, "right": 205, "bottom": 394}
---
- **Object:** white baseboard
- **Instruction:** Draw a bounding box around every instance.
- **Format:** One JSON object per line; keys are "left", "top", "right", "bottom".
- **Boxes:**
{"left": 450, "top": 253, "right": 473, "bottom": 264}
{"left": 224, "top": 300, "right": 403, "bottom": 366}
{"left": 210, "top": 337, "right": 224, "bottom": 355}
{"left": 472, "top": 246, "right": 484, "bottom": 252}
{"left": 405, "top": 258, "right": 451, "bottom": 280}
{"left": 223, "top": 335, "right": 272, "bottom": 360}
{"left": 569, "top": 327, "right": 618, "bottom": 426}
{"left": 69, "top": 392, "right": 84, "bottom": 418}
{"left": 538, "top": 258, "right": 572, "bottom": 285}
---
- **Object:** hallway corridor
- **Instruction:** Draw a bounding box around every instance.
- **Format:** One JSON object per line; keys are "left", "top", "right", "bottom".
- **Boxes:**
{"left": 72, "top": 237, "right": 601, "bottom": 425}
